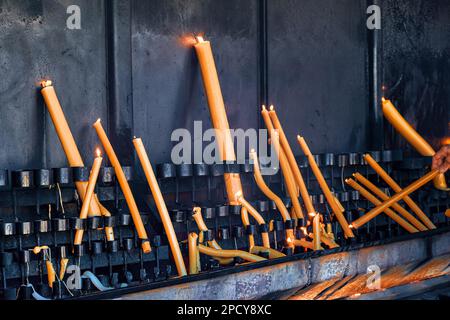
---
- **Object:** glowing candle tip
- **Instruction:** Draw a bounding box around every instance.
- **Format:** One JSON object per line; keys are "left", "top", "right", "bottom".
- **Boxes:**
{"left": 269, "top": 105, "right": 274, "bottom": 111}
{"left": 96, "top": 148, "right": 101, "bottom": 158}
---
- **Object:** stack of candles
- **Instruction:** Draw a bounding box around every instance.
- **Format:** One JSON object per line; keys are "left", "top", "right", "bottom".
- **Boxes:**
{"left": 35, "top": 35, "right": 444, "bottom": 281}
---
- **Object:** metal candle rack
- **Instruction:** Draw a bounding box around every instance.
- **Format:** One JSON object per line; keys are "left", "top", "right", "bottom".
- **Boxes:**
{"left": 0, "top": 149, "right": 448, "bottom": 300}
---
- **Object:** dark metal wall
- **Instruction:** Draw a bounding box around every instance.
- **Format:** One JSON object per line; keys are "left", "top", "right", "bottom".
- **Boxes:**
{"left": 0, "top": 0, "right": 448, "bottom": 171}
{"left": 381, "top": 0, "right": 450, "bottom": 153}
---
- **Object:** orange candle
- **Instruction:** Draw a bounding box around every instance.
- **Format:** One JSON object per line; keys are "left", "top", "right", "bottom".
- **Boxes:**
{"left": 382, "top": 98, "right": 448, "bottom": 191}
{"left": 363, "top": 154, "right": 436, "bottom": 229}
{"left": 297, "top": 136, "right": 354, "bottom": 238}
{"left": 250, "top": 149, "right": 291, "bottom": 222}
{"left": 312, "top": 214, "right": 322, "bottom": 251}
{"left": 267, "top": 106, "right": 316, "bottom": 216}
{"left": 93, "top": 119, "right": 151, "bottom": 253}
{"left": 345, "top": 178, "right": 418, "bottom": 233}
{"left": 353, "top": 173, "right": 427, "bottom": 231}
{"left": 194, "top": 36, "right": 243, "bottom": 204}
{"left": 188, "top": 233, "right": 200, "bottom": 275}
{"left": 270, "top": 131, "right": 304, "bottom": 219}
{"left": 40, "top": 81, "right": 108, "bottom": 219}
{"left": 133, "top": 137, "right": 187, "bottom": 276}
{"left": 74, "top": 149, "right": 103, "bottom": 245}
{"left": 364, "top": 170, "right": 439, "bottom": 220}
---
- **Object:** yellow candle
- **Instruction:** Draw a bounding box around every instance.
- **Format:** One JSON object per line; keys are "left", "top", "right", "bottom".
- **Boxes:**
{"left": 353, "top": 173, "right": 427, "bottom": 231}
{"left": 133, "top": 137, "right": 187, "bottom": 276}
{"left": 194, "top": 36, "right": 243, "bottom": 204}
{"left": 267, "top": 106, "right": 316, "bottom": 216}
{"left": 297, "top": 136, "right": 354, "bottom": 238}
{"left": 363, "top": 154, "right": 436, "bottom": 229}
{"left": 40, "top": 81, "right": 108, "bottom": 219}
{"left": 250, "top": 149, "right": 291, "bottom": 222}
{"left": 312, "top": 214, "right": 322, "bottom": 251}
{"left": 188, "top": 233, "right": 200, "bottom": 275}
{"left": 74, "top": 149, "right": 103, "bottom": 245}
{"left": 382, "top": 98, "right": 448, "bottom": 191}
{"left": 269, "top": 131, "right": 304, "bottom": 219}
{"left": 345, "top": 178, "right": 418, "bottom": 233}
{"left": 93, "top": 119, "right": 151, "bottom": 253}
{"left": 364, "top": 170, "right": 439, "bottom": 220}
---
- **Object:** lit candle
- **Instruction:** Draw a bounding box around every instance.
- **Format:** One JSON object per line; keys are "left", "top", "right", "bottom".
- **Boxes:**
{"left": 353, "top": 173, "right": 427, "bottom": 231}
{"left": 363, "top": 154, "right": 436, "bottom": 229}
{"left": 297, "top": 136, "right": 354, "bottom": 238}
{"left": 345, "top": 178, "right": 418, "bottom": 233}
{"left": 382, "top": 98, "right": 448, "bottom": 191}
{"left": 74, "top": 149, "right": 103, "bottom": 245}
{"left": 133, "top": 137, "right": 187, "bottom": 276}
{"left": 194, "top": 36, "right": 243, "bottom": 204}
{"left": 362, "top": 170, "right": 439, "bottom": 221}
{"left": 93, "top": 119, "right": 151, "bottom": 253}
{"left": 268, "top": 106, "right": 316, "bottom": 216}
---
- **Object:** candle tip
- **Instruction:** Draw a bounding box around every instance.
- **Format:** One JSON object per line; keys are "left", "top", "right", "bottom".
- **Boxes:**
{"left": 96, "top": 148, "right": 102, "bottom": 157}
{"left": 269, "top": 105, "right": 274, "bottom": 111}
{"left": 95, "top": 118, "right": 102, "bottom": 125}
{"left": 349, "top": 224, "right": 354, "bottom": 229}
{"left": 40, "top": 80, "right": 53, "bottom": 88}
{"left": 382, "top": 97, "right": 386, "bottom": 102}
{"left": 262, "top": 105, "right": 266, "bottom": 111}
{"left": 250, "top": 148, "right": 256, "bottom": 153}
{"left": 196, "top": 35, "right": 205, "bottom": 43}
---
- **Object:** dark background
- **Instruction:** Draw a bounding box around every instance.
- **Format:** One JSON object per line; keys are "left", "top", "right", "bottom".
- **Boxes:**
{"left": 0, "top": 0, "right": 448, "bottom": 172}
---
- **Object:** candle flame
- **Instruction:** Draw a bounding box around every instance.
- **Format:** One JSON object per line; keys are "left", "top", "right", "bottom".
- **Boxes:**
{"left": 440, "top": 136, "right": 450, "bottom": 146}
{"left": 382, "top": 97, "right": 386, "bottom": 102}
{"left": 262, "top": 105, "right": 267, "bottom": 111}
{"left": 196, "top": 35, "right": 205, "bottom": 43}
{"left": 309, "top": 212, "right": 316, "bottom": 217}
{"left": 300, "top": 227, "right": 308, "bottom": 236}
{"left": 349, "top": 224, "right": 354, "bottom": 229}
{"left": 96, "top": 148, "right": 101, "bottom": 158}
{"left": 269, "top": 105, "right": 274, "bottom": 111}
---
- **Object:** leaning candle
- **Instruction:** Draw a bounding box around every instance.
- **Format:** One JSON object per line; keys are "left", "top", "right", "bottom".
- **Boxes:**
{"left": 268, "top": 106, "right": 316, "bottom": 216}
{"left": 363, "top": 154, "right": 436, "bottom": 229}
{"left": 345, "top": 178, "right": 418, "bottom": 233}
{"left": 364, "top": 170, "right": 440, "bottom": 220}
{"left": 382, "top": 98, "right": 448, "bottom": 191}
{"left": 74, "top": 149, "right": 103, "bottom": 245}
{"left": 40, "top": 81, "right": 105, "bottom": 218}
{"left": 188, "top": 233, "right": 200, "bottom": 275}
{"left": 194, "top": 36, "right": 243, "bottom": 204}
{"left": 270, "top": 131, "right": 304, "bottom": 219}
{"left": 353, "top": 173, "right": 427, "bottom": 231}
{"left": 93, "top": 119, "right": 151, "bottom": 253}
{"left": 133, "top": 137, "right": 187, "bottom": 276}
{"left": 297, "top": 136, "right": 354, "bottom": 238}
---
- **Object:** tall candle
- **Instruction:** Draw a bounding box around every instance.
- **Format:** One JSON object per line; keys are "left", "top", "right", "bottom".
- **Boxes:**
{"left": 353, "top": 173, "right": 427, "bottom": 231}
{"left": 267, "top": 106, "right": 316, "bottom": 216}
{"left": 93, "top": 119, "right": 151, "bottom": 253}
{"left": 74, "top": 149, "right": 103, "bottom": 245}
{"left": 194, "top": 36, "right": 243, "bottom": 204}
{"left": 297, "top": 136, "right": 354, "bottom": 238}
{"left": 382, "top": 98, "right": 448, "bottom": 191}
{"left": 270, "top": 131, "right": 304, "bottom": 219}
{"left": 133, "top": 137, "right": 187, "bottom": 276}
{"left": 363, "top": 170, "right": 439, "bottom": 220}
{"left": 346, "top": 178, "right": 418, "bottom": 233}
{"left": 40, "top": 81, "right": 105, "bottom": 218}
{"left": 363, "top": 154, "right": 436, "bottom": 229}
